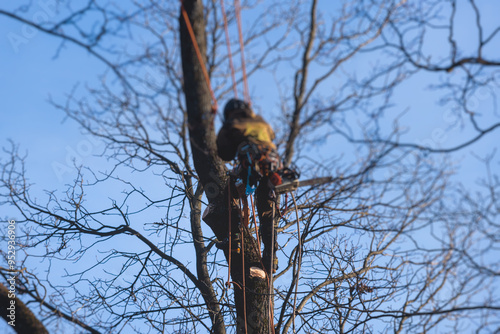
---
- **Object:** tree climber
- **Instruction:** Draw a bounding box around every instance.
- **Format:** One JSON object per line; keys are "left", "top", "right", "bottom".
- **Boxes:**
{"left": 217, "top": 99, "right": 283, "bottom": 190}
{"left": 216, "top": 98, "right": 296, "bottom": 273}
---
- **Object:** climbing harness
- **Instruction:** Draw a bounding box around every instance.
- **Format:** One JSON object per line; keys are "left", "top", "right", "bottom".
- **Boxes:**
{"left": 246, "top": 151, "right": 257, "bottom": 195}
{"left": 236, "top": 142, "right": 283, "bottom": 196}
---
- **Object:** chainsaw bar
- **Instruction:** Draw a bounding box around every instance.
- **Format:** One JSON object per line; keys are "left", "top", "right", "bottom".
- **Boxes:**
{"left": 274, "top": 176, "right": 333, "bottom": 194}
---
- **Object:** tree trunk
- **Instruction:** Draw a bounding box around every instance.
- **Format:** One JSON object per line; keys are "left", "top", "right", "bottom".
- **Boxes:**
{"left": 179, "top": 1, "right": 273, "bottom": 332}
{"left": 0, "top": 283, "right": 48, "bottom": 334}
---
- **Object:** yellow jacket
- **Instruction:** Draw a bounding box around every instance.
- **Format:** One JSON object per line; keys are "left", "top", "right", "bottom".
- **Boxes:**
{"left": 217, "top": 114, "right": 276, "bottom": 161}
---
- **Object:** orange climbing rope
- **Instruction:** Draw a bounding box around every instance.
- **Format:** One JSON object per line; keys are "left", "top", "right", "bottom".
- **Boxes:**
{"left": 240, "top": 223, "right": 249, "bottom": 334}
{"left": 226, "top": 181, "right": 249, "bottom": 334}
{"left": 249, "top": 194, "right": 261, "bottom": 256}
{"left": 269, "top": 202, "right": 276, "bottom": 333}
{"left": 220, "top": 0, "right": 251, "bottom": 104}
{"left": 180, "top": 0, "right": 251, "bottom": 110}
{"left": 181, "top": 1, "right": 256, "bottom": 331}
{"left": 227, "top": 179, "right": 233, "bottom": 289}
{"left": 234, "top": 0, "right": 251, "bottom": 104}
{"left": 291, "top": 193, "right": 302, "bottom": 333}
{"left": 180, "top": 1, "right": 218, "bottom": 113}
{"left": 220, "top": 0, "right": 238, "bottom": 98}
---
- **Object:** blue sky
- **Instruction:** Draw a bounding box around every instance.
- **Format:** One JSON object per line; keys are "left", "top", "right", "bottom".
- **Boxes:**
{"left": 1, "top": 1, "right": 499, "bottom": 332}
{"left": 1, "top": 21, "right": 107, "bottom": 196}
{"left": 1, "top": 1, "right": 498, "bottom": 192}
{"left": 3, "top": 4, "right": 122, "bottom": 188}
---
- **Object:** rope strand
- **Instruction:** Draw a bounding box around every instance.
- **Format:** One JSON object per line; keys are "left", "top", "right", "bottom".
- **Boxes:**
{"left": 269, "top": 201, "right": 276, "bottom": 333}
{"left": 241, "top": 223, "right": 248, "bottom": 334}
{"left": 291, "top": 193, "right": 302, "bottom": 333}
{"left": 227, "top": 179, "right": 232, "bottom": 289}
{"left": 220, "top": 0, "right": 238, "bottom": 97}
{"left": 180, "top": 1, "right": 218, "bottom": 113}
{"left": 249, "top": 194, "right": 261, "bottom": 256}
{"left": 234, "top": 0, "right": 251, "bottom": 104}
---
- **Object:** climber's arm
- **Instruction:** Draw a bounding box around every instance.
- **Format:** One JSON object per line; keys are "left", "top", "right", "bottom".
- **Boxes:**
{"left": 216, "top": 126, "right": 240, "bottom": 161}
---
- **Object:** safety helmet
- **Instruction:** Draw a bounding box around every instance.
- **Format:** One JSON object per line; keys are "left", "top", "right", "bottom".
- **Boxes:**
{"left": 223, "top": 98, "right": 253, "bottom": 120}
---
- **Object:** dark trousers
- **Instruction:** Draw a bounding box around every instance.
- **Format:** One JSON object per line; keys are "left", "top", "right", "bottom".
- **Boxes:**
{"left": 256, "top": 178, "right": 278, "bottom": 273}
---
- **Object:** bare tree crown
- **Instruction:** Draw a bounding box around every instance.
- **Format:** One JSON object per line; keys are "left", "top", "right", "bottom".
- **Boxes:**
{"left": 1, "top": 0, "right": 499, "bottom": 333}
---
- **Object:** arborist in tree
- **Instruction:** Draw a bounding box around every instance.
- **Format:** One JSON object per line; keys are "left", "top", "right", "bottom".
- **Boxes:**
{"left": 217, "top": 99, "right": 283, "bottom": 189}
{"left": 216, "top": 98, "right": 297, "bottom": 273}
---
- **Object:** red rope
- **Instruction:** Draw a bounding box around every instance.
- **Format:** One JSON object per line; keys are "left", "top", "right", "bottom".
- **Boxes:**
{"left": 180, "top": 1, "right": 218, "bottom": 113}
{"left": 269, "top": 202, "right": 276, "bottom": 333}
{"left": 291, "top": 193, "right": 302, "bottom": 333}
{"left": 227, "top": 181, "right": 249, "bottom": 334}
{"left": 249, "top": 194, "right": 261, "bottom": 257}
{"left": 249, "top": 193, "right": 275, "bottom": 333}
{"left": 220, "top": 0, "right": 238, "bottom": 98}
{"left": 227, "top": 179, "right": 232, "bottom": 289}
{"left": 234, "top": 0, "right": 251, "bottom": 104}
{"left": 240, "top": 224, "right": 248, "bottom": 334}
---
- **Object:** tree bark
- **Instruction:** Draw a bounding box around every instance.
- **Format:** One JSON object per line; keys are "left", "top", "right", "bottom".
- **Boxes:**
{"left": 179, "top": 0, "right": 272, "bottom": 332}
{"left": 0, "top": 283, "right": 48, "bottom": 334}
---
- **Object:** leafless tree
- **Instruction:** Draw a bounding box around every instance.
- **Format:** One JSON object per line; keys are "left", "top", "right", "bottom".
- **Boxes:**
{"left": 1, "top": 0, "right": 499, "bottom": 333}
